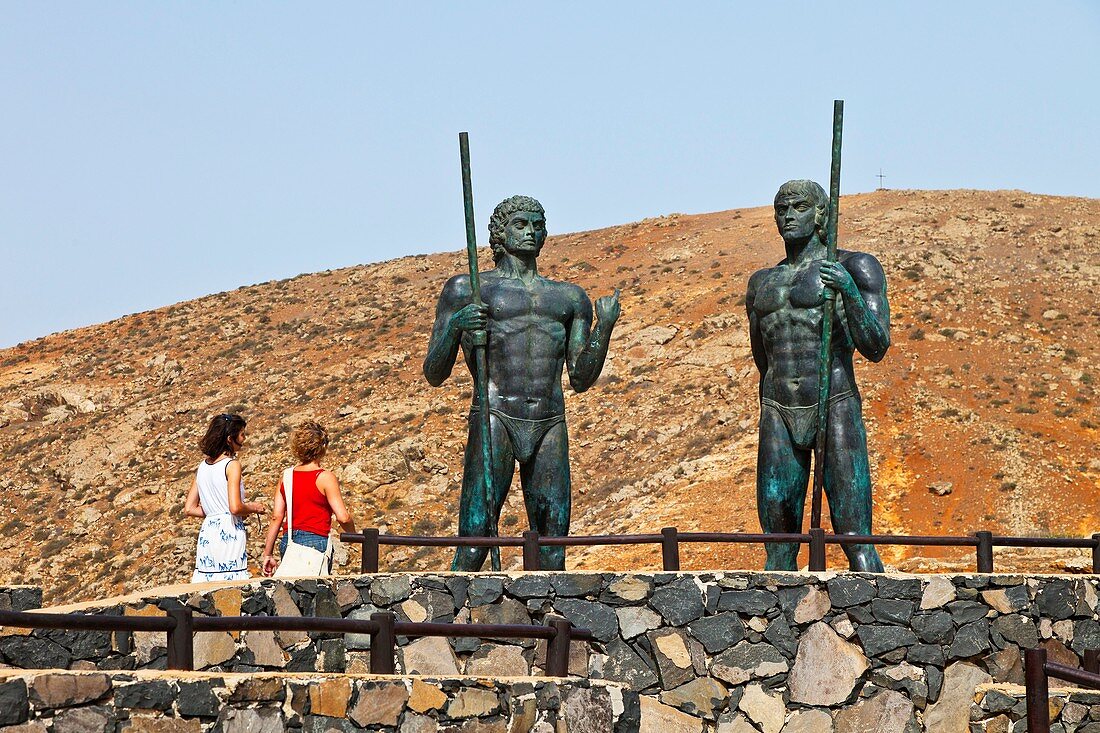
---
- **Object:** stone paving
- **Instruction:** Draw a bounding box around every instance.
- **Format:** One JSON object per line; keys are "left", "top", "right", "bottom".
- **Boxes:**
{"left": 2, "top": 571, "right": 1099, "bottom": 731}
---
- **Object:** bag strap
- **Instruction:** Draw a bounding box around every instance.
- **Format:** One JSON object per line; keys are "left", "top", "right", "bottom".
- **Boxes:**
{"left": 282, "top": 468, "right": 295, "bottom": 537}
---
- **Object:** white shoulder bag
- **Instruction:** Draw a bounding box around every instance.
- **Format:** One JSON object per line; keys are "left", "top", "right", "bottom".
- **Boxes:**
{"left": 274, "top": 468, "right": 333, "bottom": 577}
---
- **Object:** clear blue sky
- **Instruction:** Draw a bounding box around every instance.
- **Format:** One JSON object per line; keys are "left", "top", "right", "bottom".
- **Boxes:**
{"left": 2, "top": 2, "right": 1097, "bottom": 347}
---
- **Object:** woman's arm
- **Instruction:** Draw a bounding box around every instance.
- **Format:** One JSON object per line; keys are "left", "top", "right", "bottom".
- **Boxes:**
{"left": 261, "top": 484, "right": 287, "bottom": 576}
{"left": 183, "top": 479, "right": 205, "bottom": 518}
{"left": 318, "top": 471, "right": 356, "bottom": 534}
{"left": 225, "top": 460, "right": 265, "bottom": 516}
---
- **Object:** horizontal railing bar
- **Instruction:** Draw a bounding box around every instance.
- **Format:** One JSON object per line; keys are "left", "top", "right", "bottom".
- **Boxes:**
{"left": 680, "top": 532, "right": 810, "bottom": 543}
{"left": 0, "top": 609, "right": 174, "bottom": 633}
{"left": 192, "top": 616, "right": 379, "bottom": 634}
{"left": 538, "top": 534, "right": 664, "bottom": 546}
{"left": 827, "top": 534, "right": 980, "bottom": 547}
{"left": 995, "top": 537, "right": 1099, "bottom": 549}
{"left": 1046, "top": 662, "right": 1100, "bottom": 689}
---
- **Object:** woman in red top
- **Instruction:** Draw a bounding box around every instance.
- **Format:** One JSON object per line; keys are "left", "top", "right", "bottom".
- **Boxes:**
{"left": 261, "top": 421, "right": 355, "bottom": 576}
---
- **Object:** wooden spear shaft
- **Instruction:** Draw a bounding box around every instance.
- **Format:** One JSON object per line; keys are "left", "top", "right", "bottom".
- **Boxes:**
{"left": 458, "top": 132, "right": 501, "bottom": 571}
{"left": 810, "top": 100, "right": 844, "bottom": 530}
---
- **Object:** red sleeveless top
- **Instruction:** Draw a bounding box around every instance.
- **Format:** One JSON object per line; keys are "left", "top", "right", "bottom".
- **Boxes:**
{"left": 280, "top": 469, "right": 333, "bottom": 537}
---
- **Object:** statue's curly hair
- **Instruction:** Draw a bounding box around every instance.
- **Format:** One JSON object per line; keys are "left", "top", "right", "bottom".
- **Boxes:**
{"left": 488, "top": 195, "right": 546, "bottom": 263}
{"left": 774, "top": 180, "right": 829, "bottom": 240}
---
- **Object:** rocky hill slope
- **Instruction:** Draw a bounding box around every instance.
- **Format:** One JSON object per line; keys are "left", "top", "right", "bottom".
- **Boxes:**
{"left": 1, "top": 189, "right": 1097, "bottom": 605}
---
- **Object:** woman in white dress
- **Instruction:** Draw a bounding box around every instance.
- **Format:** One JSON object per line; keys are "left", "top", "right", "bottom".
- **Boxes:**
{"left": 184, "top": 414, "right": 266, "bottom": 582}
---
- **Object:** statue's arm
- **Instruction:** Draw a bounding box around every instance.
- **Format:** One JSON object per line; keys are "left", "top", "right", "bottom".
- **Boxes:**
{"left": 746, "top": 269, "right": 769, "bottom": 399}
{"left": 567, "top": 286, "right": 620, "bottom": 393}
{"left": 822, "top": 253, "right": 890, "bottom": 363}
{"left": 423, "top": 275, "right": 470, "bottom": 387}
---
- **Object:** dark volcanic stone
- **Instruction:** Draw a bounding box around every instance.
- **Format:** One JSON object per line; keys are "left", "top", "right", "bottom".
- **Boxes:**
{"left": 552, "top": 575, "right": 602, "bottom": 598}
{"left": 763, "top": 614, "right": 797, "bottom": 657}
{"left": 0, "top": 678, "right": 28, "bottom": 725}
{"left": 650, "top": 577, "right": 705, "bottom": 626}
{"left": 42, "top": 629, "right": 112, "bottom": 660}
{"left": 178, "top": 680, "right": 221, "bottom": 717}
{"left": 114, "top": 680, "right": 175, "bottom": 710}
{"left": 927, "top": 665, "right": 943, "bottom": 703}
{"left": 856, "top": 625, "right": 918, "bottom": 656}
{"left": 554, "top": 599, "right": 619, "bottom": 642}
{"left": 302, "top": 715, "right": 354, "bottom": 732}
{"left": 287, "top": 645, "right": 319, "bottom": 672}
{"left": 912, "top": 611, "right": 956, "bottom": 645}
{"left": 907, "top": 644, "right": 945, "bottom": 667}
{"left": 1072, "top": 619, "right": 1100, "bottom": 655}
{"left": 687, "top": 613, "right": 747, "bottom": 653}
{"left": 241, "top": 590, "right": 275, "bottom": 616}
{"left": 1037, "top": 581, "right": 1076, "bottom": 621}
{"left": 828, "top": 577, "right": 876, "bottom": 607}
{"left": 0, "top": 635, "right": 72, "bottom": 669}
{"left": 444, "top": 576, "right": 469, "bottom": 607}
{"left": 948, "top": 620, "right": 991, "bottom": 659}
{"left": 946, "top": 600, "right": 989, "bottom": 624}
{"left": 467, "top": 577, "right": 504, "bottom": 606}
{"left": 877, "top": 577, "right": 923, "bottom": 600}
{"left": 603, "top": 638, "right": 659, "bottom": 691}
{"left": 717, "top": 590, "right": 776, "bottom": 616}
{"left": 992, "top": 615, "right": 1038, "bottom": 648}
{"left": 871, "top": 599, "right": 915, "bottom": 625}
{"left": 508, "top": 575, "right": 552, "bottom": 600}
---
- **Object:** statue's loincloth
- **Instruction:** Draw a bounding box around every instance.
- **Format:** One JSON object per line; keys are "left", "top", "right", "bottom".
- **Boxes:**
{"left": 761, "top": 390, "right": 855, "bottom": 450}
{"left": 470, "top": 408, "right": 566, "bottom": 463}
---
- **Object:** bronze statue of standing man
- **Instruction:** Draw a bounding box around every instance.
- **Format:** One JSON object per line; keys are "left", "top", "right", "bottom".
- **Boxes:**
{"left": 424, "top": 195, "right": 620, "bottom": 570}
{"left": 746, "top": 180, "right": 890, "bottom": 572}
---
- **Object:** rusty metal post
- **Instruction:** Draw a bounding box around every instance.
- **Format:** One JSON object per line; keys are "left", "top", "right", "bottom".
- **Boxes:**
{"left": 369, "top": 612, "right": 396, "bottom": 674}
{"left": 522, "top": 531, "right": 541, "bottom": 571}
{"left": 1085, "top": 649, "right": 1100, "bottom": 675}
{"left": 361, "top": 528, "right": 380, "bottom": 574}
{"left": 546, "top": 616, "right": 572, "bottom": 677}
{"left": 166, "top": 608, "right": 194, "bottom": 671}
{"left": 975, "top": 531, "right": 994, "bottom": 573}
{"left": 1025, "top": 646, "right": 1050, "bottom": 733}
{"left": 808, "top": 528, "right": 827, "bottom": 572}
{"left": 1092, "top": 533, "right": 1100, "bottom": 574}
{"left": 661, "top": 527, "right": 680, "bottom": 571}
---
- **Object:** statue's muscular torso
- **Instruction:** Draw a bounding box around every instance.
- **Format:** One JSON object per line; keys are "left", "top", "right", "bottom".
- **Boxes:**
{"left": 452, "top": 272, "right": 588, "bottom": 421}
{"left": 747, "top": 251, "right": 864, "bottom": 408}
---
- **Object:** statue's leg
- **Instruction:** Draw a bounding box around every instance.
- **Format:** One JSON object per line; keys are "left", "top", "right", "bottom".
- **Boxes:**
{"left": 452, "top": 414, "right": 516, "bottom": 571}
{"left": 757, "top": 406, "right": 810, "bottom": 570}
{"left": 823, "top": 397, "right": 884, "bottom": 572}
{"left": 519, "top": 422, "right": 570, "bottom": 570}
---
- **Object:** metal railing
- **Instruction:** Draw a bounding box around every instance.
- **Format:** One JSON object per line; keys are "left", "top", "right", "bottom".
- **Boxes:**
{"left": 1025, "top": 648, "right": 1100, "bottom": 732}
{"left": 0, "top": 608, "right": 594, "bottom": 677}
{"left": 342, "top": 527, "right": 1100, "bottom": 574}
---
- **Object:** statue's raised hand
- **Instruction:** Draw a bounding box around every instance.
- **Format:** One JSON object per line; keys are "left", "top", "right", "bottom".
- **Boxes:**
{"left": 819, "top": 262, "right": 858, "bottom": 300}
{"left": 595, "top": 289, "right": 621, "bottom": 324}
{"left": 450, "top": 303, "right": 489, "bottom": 333}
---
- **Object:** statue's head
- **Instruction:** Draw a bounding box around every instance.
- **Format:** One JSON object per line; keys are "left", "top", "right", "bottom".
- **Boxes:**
{"left": 774, "top": 180, "right": 828, "bottom": 242}
{"left": 488, "top": 195, "right": 547, "bottom": 263}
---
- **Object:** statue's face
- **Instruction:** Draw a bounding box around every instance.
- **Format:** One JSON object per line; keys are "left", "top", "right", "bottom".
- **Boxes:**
{"left": 774, "top": 193, "right": 818, "bottom": 242}
{"left": 502, "top": 210, "right": 547, "bottom": 257}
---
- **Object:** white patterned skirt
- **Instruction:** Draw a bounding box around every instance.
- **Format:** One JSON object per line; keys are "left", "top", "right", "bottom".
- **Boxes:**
{"left": 191, "top": 514, "right": 250, "bottom": 582}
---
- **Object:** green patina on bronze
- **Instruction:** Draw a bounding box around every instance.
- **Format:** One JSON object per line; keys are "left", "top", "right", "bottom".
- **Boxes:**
{"left": 746, "top": 101, "right": 890, "bottom": 572}
{"left": 425, "top": 137, "right": 620, "bottom": 571}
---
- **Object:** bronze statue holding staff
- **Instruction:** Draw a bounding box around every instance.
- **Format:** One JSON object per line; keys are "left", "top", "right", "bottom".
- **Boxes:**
{"left": 746, "top": 103, "right": 890, "bottom": 572}
{"left": 424, "top": 184, "right": 620, "bottom": 571}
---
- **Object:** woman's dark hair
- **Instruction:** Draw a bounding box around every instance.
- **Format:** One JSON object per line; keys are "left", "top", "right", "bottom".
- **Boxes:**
{"left": 199, "top": 413, "right": 247, "bottom": 458}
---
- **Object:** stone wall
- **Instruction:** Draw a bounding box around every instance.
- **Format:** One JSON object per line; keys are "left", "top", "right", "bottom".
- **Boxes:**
{"left": 971, "top": 683, "right": 1100, "bottom": 732}
{"left": 0, "top": 586, "right": 41, "bottom": 612}
{"left": 0, "top": 670, "right": 632, "bottom": 732}
{"left": 3, "top": 572, "right": 1099, "bottom": 732}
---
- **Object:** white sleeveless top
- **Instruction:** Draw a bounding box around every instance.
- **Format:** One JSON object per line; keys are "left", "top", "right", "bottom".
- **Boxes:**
{"left": 195, "top": 456, "right": 245, "bottom": 516}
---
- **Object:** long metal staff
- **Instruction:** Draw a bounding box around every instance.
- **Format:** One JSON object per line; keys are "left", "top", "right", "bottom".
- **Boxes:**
{"left": 458, "top": 132, "right": 501, "bottom": 571}
{"left": 810, "top": 100, "right": 844, "bottom": 530}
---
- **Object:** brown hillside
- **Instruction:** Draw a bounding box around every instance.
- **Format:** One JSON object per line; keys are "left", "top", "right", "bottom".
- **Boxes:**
{"left": 1, "top": 189, "right": 1097, "bottom": 605}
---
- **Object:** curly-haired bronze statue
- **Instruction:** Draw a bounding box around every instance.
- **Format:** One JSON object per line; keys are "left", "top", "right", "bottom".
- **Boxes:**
{"left": 424, "top": 195, "right": 620, "bottom": 570}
